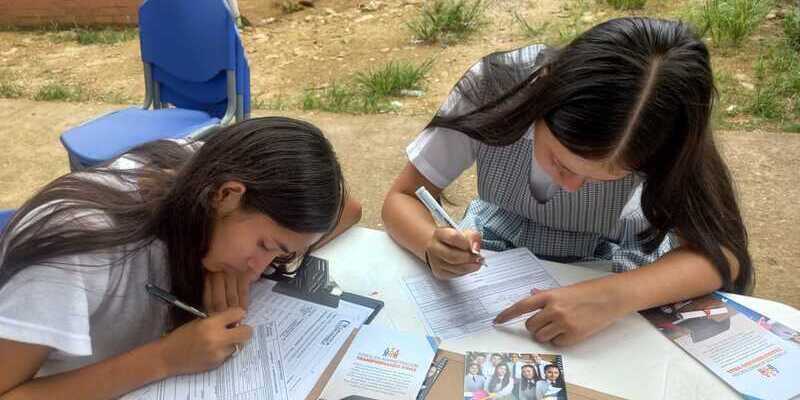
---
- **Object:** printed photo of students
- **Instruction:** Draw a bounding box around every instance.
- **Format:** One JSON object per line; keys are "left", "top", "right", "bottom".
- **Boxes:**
{"left": 483, "top": 353, "right": 507, "bottom": 378}
{"left": 535, "top": 364, "right": 566, "bottom": 400}
{"left": 464, "top": 362, "right": 487, "bottom": 395}
{"left": 484, "top": 363, "right": 514, "bottom": 398}
{"left": 513, "top": 364, "right": 539, "bottom": 400}
{"left": 509, "top": 353, "right": 526, "bottom": 381}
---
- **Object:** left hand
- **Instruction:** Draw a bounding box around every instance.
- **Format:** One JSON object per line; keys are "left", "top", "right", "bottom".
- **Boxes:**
{"left": 493, "top": 282, "right": 628, "bottom": 346}
{"left": 203, "top": 271, "right": 252, "bottom": 313}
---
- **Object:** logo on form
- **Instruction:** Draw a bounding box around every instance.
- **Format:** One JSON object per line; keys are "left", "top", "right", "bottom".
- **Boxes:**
{"left": 383, "top": 346, "right": 400, "bottom": 359}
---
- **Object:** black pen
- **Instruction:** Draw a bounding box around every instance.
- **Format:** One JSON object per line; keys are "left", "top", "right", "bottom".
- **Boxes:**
{"left": 146, "top": 283, "right": 209, "bottom": 319}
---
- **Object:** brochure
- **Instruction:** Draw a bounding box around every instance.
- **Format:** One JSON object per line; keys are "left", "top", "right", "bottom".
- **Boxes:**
{"left": 641, "top": 292, "right": 800, "bottom": 400}
{"left": 463, "top": 351, "right": 567, "bottom": 400}
{"left": 319, "top": 324, "right": 439, "bottom": 400}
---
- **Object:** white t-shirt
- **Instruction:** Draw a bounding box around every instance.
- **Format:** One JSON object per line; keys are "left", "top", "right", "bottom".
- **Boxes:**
{"left": 407, "top": 124, "right": 560, "bottom": 203}
{"left": 0, "top": 155, "right": 175, "bottom": 376}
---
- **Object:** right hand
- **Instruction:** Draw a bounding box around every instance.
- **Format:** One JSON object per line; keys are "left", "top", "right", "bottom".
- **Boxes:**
{"left": 424, "top": 227, "right": 484, "bottom": 280}
{"left": 158, "top": 308, "right": 253, "bottom": 376}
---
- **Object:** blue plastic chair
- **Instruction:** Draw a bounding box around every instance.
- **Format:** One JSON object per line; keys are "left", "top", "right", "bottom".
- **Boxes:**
{"left": 0, "top": 209, "right": 14, "bottom": 233}
{"left": 60, "top": 0, "right": 250, "bottom": 170}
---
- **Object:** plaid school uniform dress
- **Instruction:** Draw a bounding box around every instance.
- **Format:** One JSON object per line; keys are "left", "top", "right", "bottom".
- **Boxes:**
{"left": 450, "top": 45, "right": 677, "bottom": 272}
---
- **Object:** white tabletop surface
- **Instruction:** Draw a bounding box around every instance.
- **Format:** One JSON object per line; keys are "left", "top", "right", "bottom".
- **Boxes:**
{"left": 313, "top": 227, "right": 800, "bottom": 400}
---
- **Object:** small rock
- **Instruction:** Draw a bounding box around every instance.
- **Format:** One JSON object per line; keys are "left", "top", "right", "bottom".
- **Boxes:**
{"left": 304, "top": 15, "right": 313, "bottom": 22}
{"left": 2, "top": 47, "right": 18, "bottom": 56}
{"left": 726, "top": 105, "right": 737, "bottom": 113}
{"left": 400, "top": 89, "right": 425, "bottom": 97}
{"left": 390, "top": 100, "right": 403, "bottom": 108}
{"left": 740, "top": 82, "right": 754, "bottom": 91}
{"left": 359, "top": 1, "right": 384, "bottom": 12}
{"left": 324, "top": 8, "right": 337, "bottom": 16}
{"left": 766, "top": 12, "right": 777, "bottom": 20}
{"left": 265, "top": 17, "right": 276, "bottom": 24}
{"left": 354, "top": 14, "right": 374, "bottom": 23}
{"left": 380, "top": 47, "right": 391, "bottom": 53}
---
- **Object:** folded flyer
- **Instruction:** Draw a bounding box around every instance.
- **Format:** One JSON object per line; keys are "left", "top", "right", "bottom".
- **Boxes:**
{"left": 319, "top": 324, "right": 439, "bottom": 400}
{"left": 641, "top": 292, "right": 800, "bottom": 400}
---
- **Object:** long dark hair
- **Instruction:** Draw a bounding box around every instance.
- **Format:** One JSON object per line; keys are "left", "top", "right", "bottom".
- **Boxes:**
{"left": 429, "top": 17, "right": 752, "bottom": 293}
{"left": 0, "top": 117, "right": 347, "bottom": 325}
{"left": 487, "top": 364, "right": 510, "bottom": 392}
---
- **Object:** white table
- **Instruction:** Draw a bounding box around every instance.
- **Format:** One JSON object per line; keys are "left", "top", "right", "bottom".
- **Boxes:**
{"left": 313, "top": 227, "right": 800, "bottom": 400}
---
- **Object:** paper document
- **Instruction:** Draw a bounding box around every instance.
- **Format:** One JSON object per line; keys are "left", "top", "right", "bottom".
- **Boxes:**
{"left": 123, "top": 280, "right": 373, "bottom": 400}
{"left": 319, "top": 325, "right": 438, "bottom": 400}
{"left": 403, "top": 248, "right": 560, "bottom": 340}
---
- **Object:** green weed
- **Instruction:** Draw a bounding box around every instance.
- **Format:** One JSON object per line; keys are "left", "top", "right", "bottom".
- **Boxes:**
{"left": 354, "top": 59, "right": 434, "bottom": 98}
{"left": 253, "top": 96, "right": 291, "bottom": 110}
{"left": 749, "top": 43, "right": 800, "bottom": 124}
{"left": 697, "top": 0, "right": 773, "bottom": 47}
{"left": 49, "top": 28, "right": 137, "bottom": 45}
{"left": 407, "top": 0, "right": 486, "bottom": 44}
{"left": 0, "top": 72, "right": 22, "bottom": 99}
{"left": 784, "top": 7, "right": 800, "bottom": 50}
{"left": 33, "top": 83, "right": 83, "bottom": 102}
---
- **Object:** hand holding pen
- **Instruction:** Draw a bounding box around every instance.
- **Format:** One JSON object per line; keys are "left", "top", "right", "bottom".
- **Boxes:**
{"left": 415, "top": 187, "right": 485, "bottom": 280}
{"left": 146, "top": 284, "right": 252, "bottom": 375}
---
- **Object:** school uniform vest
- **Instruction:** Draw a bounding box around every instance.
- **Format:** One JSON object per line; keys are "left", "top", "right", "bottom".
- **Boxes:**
{"left": 460, "top": 134, "right": 676, "bottom": 271}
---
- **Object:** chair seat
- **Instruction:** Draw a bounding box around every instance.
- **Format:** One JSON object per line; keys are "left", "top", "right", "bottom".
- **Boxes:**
{"left": 61, "top": 107, "right": 220, "bottom": 166}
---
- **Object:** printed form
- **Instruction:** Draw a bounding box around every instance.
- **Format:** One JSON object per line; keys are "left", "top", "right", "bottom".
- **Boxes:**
{"left": 123, "top": 280, "right": 373, "bottom": 400}
{"left": 403, "top": 248, "right": 560, "bottom": 340}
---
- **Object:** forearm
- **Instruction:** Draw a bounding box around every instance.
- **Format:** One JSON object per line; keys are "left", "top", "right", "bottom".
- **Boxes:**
{"left": 3, "top": 340, "right": 170, "bottom": 400}
{"left": 599, "top": 247, "right": 726, "bottom": 314}
{"left": 381, "top": 191, "right": 437, "bottom": 260}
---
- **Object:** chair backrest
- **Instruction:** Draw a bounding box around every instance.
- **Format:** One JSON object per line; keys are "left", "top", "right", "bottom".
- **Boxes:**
{"left": 0, "top": 209, "right": 15, "bottom": 234}
{"left": 139, "top": 0, "right": 243, "bottom": 119}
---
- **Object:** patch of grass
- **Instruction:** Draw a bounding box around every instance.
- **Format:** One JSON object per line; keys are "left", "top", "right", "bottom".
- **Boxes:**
{"left": 784, "top": 7, "right": 800, "bottom": 50}
{"left": 302, "top": 83, "right": 392, "bottom": 113}
{"left": 99, "top": 90, "right": 134, "bottom": 104}
{"left": 303, "top": 59, "right": 434, "bottom": 114}
{"left": 513, "top": 11, "right": 550, "bottom": 39}
{"left": 0, "top": 72, "right": 23, "bottom": 99}
{"left": 696, "top": 0, "right": 773, "bottom": 47}
{"left": 407, "top": 0, "right": 486, "bottom": 44}
{"left": 748, "top": 42, "right": 800, "bottom": 124}
{"left": 33, "top": 83, "right": 83, "bottom": 102}
{"left": 606, "top": 0, "right": 646, "bottom": 10}
{"left": 253, "top": 96, "right": 291, "bottom": 110}
{"left": 354, "top": 59, "right": 434, "bottom": 98}
{"left": 49, "top": 28, "right": 137, "bottom": 45}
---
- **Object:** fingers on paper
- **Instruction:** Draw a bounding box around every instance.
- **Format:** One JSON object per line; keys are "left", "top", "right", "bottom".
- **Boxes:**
{"left": 494, "top": 293, "right": 547, "bottom": 324}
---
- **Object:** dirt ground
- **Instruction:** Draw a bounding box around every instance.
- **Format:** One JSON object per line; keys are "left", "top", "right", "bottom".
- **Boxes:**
{"left": 0, "top": 0, "right": 798, "bottom": 307}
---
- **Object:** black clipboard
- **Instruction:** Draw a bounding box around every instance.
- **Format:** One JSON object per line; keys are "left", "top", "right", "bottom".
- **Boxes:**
{"left": 340, "top": 292, "right": 384, "bottom": 325}
{"left": 264, "top": 255, "right": 384, "bottom": 324}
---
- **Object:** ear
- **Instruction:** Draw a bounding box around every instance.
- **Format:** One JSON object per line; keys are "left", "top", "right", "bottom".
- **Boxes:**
{"left": 211, "top": 181, "right": 247, "bottom": 215}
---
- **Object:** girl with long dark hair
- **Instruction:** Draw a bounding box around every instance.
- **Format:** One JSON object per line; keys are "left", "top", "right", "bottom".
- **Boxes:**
{"left": 0, "top": 117, "right": 361, "bottom": 398}
{"left": 382, "top": 17, "right": 753, "bottom": 346}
